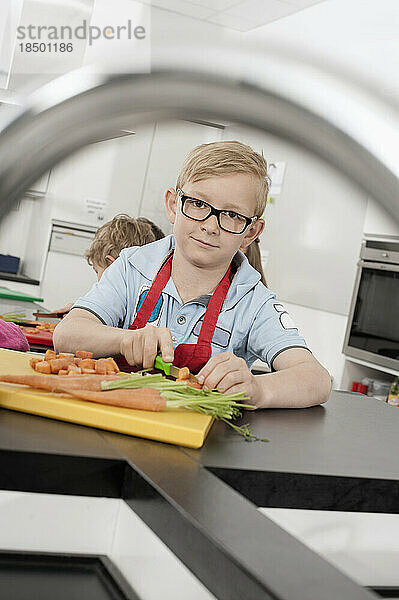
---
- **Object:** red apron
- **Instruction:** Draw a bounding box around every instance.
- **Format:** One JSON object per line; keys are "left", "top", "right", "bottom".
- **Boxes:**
{"left": 129, "top": 252, "right": 231, "bottom": 374}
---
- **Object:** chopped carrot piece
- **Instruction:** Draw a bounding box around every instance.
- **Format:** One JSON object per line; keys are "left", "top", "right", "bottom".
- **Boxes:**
{"left": 81, "top": 368, "right": 96, "bottom": 374}
{"left": 95, "top": 359, "right": 108, "bottom": 375}
{"left": 76, "top": 351, "right": 93, "bottom": 359}
{"left": 177, "top": 367, "right": 190, "bottom": 381}
{"left": 49, "top": 357, "right": 75, "bottom": 373}
{"left": 73, "top": 358, "right": 82, "bottom": 365}
{"left": 107, "top": 357, "right": 120, "bottom": 373}
{"left": 44, "top": 349, "right": 57, "bottom": 361}
{"left": 58, "top": 353, "right": 75, "bottom": 359}
{"left": 58, "top": 369, "right": 68, "bottom": 376}
{"left": 79, "top": 358, "right": 95, "bottom": 370}
{"left": 35, "top": 361, "right": 52, "bottom": 374}
{"left": 29, "top": 357, "right": 41, "bottom": 369}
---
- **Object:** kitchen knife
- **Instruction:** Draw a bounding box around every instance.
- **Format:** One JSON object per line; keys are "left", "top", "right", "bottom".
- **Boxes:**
{"left": 154, "top": 355, "right": 201, "bottom": 386}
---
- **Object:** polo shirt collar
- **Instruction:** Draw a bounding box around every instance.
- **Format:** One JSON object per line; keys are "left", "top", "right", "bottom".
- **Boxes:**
{"left": 128, "top": 234, "right": 175, "bottom": 282}
{"left": 223, "top": 250, "right": 261, "bottom": 310}
{"left": 128, "top": 234, "right": 260, "bottom": 308}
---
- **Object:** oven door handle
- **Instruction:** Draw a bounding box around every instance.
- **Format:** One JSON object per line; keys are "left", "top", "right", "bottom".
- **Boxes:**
{"left": 358, "top": 260, "right": 399, "bottom": 272}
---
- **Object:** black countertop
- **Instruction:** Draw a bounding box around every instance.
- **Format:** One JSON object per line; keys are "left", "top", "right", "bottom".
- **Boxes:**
{"left": 0, "top": 271, "right": 40, "bottom": 285}
{"left": 0, "top": 389, "right": 393, "bottom": 600}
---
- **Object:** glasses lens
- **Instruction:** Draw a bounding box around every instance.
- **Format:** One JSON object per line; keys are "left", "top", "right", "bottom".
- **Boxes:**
{"left": 220, "top": 211, "right": 247, "bottom": 233}
{"left": 183, "top": 198, "right": 211, "bottom": 220}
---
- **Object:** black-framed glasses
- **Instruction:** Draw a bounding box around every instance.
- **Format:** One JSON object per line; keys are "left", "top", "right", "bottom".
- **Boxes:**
{"left": 176, "top": 188, "right": 258, "bottom": 234}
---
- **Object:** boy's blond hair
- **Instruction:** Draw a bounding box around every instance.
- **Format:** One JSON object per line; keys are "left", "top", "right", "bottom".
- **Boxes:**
{"left": 176, "top": 141, "right": 270, "bottom": 217}
{"left": 86, "top": 214, "right": 164, "bottom": 269}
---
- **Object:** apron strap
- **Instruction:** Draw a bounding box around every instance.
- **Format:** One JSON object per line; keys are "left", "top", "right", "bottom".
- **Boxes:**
{"left": 196, "top": 264, "right": 231, "bottom": 347}
{"left": 129, "top": 252, "right": 173, "bottom": 330}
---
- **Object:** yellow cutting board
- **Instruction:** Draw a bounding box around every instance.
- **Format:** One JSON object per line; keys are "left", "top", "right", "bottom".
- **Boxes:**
{"left": 0, "top": 349, "right": 213, "bottom": 448}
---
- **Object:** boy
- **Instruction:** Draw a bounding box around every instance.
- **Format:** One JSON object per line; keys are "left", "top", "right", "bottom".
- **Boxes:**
{"left": 54, "top": 141, "right": 331, "bottom": 408}
{"left": 86, "top": 214, "right": 165, "bottom": 280}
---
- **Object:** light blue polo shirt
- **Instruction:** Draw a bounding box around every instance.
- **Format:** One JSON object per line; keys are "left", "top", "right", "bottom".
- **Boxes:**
{"left": 74, "top": 235, "right": 310, "bottom": 370}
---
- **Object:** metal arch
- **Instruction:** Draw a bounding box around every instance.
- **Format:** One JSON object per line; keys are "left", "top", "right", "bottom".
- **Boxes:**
{"left": 0, "top": 68, "right": 397, "bottom": 223}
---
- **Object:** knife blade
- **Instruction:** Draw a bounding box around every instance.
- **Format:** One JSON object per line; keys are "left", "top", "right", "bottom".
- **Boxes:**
{"left": 154, "top": 355, "right": 201, "bottom": 385}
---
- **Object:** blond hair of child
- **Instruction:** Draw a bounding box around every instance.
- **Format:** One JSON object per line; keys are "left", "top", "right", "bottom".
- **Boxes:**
{"left": 176, "top": 140, "right": 270, "bottom": 217}
{"left": 86, "top": 214, "right": 165, "bottom": 269}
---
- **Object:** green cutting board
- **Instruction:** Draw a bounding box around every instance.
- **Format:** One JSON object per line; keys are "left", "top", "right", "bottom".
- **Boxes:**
{"left": 0, "top": 287, "right": 43, "bottom": 303}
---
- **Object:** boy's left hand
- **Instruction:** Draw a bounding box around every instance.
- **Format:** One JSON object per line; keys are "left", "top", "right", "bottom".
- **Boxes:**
{"left": 196, "top": 352, "right": 263, "bottom": 407}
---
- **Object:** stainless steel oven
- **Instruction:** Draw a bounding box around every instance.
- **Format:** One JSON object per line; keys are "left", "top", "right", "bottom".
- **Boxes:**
{"left": 343, "top": 236, "right": 399, "bottom": 372}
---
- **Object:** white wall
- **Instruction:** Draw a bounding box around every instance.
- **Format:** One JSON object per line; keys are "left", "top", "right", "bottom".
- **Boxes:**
{"left": 244, "top": 0, "right": 399, "bottom": 105}
{"left": 223, "top": 124, "right": 367, "bottom": 316}
{"left": 241, "top": 0, "right": 399, "bottom": 386}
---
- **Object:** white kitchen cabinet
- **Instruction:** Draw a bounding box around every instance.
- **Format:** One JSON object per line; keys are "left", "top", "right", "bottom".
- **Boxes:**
{"left": 47, "top": 139, "right": 121, "bottom": 227}
{"left": 107, "top": 124, "right": 156, "bottom": 218}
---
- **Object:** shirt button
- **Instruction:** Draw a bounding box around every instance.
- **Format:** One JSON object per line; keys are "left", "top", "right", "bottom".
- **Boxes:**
{"left": 177, "top": 315, "right": 186, "bottom": 325}
{"left": 172, "top": 336, "right": 177, "bottom": 342}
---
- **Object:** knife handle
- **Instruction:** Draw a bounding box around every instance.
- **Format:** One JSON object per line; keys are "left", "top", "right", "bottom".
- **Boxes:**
{"left": 154, "top": 355, "right": 171, "bottom": 375}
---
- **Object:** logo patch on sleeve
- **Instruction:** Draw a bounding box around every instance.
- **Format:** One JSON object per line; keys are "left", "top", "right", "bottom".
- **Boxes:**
{"left": 273, "top": 303, "right": 297, "bottom": 330}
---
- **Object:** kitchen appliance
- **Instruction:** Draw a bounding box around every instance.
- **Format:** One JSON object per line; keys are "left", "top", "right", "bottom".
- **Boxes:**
{"left": 343, "top": 236, "right": 399, "bottom": 372}
{"left": 40, "top": 220, "right": 97, "bottom": 310}
{"left": 0, "top": 349, "right": 213, "bottom": 448}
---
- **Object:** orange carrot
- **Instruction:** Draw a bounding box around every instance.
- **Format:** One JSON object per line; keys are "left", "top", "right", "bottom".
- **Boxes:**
{"left": 58, "top": 353, "right": 75, "bottom": 359}
{"left": 35, "top": 361, "right": 51, "bottom": 374}
{"left": 106, "top": 357, "right": 119, "bottom": 373}
{"left": 29, "top": 357, "right": 41, "bottom": 369}
{"left": 57, "top": 387, "right": 166, "bottom": 411}
{"left": 177, "top": 367, "right": 190, "bottom": 381}
{"left": 81, "top": 368, "right": 96, "bottom": 374}
{"left": 49, "top": 357, "right": 75, "bottom": 373}
{"left": 95, "top": 358, "right": 108, "bottom": 375}
{"left": 44, "top": 349, "right": 57, "bottom": 361}
{"left": 58, "top": 369, "right": 68, "bottom": 376}
{"left": 0, "top": 374, "right": 121, "bottom": 392}
{"left": 76, "top": 351, "right": 93, "bottom": 359}
{"left": 79, "top": 358, "right": 95, "bottom": 370}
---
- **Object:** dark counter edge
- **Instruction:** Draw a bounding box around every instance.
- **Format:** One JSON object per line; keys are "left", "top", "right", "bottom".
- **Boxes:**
{"left": 0, "top": 432, "right": 377, "bottom": 600}
{"left": 0, "top": 272, "right": 40, "bottom": 285}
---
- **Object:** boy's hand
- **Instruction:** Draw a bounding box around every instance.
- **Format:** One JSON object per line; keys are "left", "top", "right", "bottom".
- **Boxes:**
{"left": 120, "top": 325, "right": 174, "bottom": 369}
{"left": 196, "top": 352, "right": 264, "bottom": 408}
